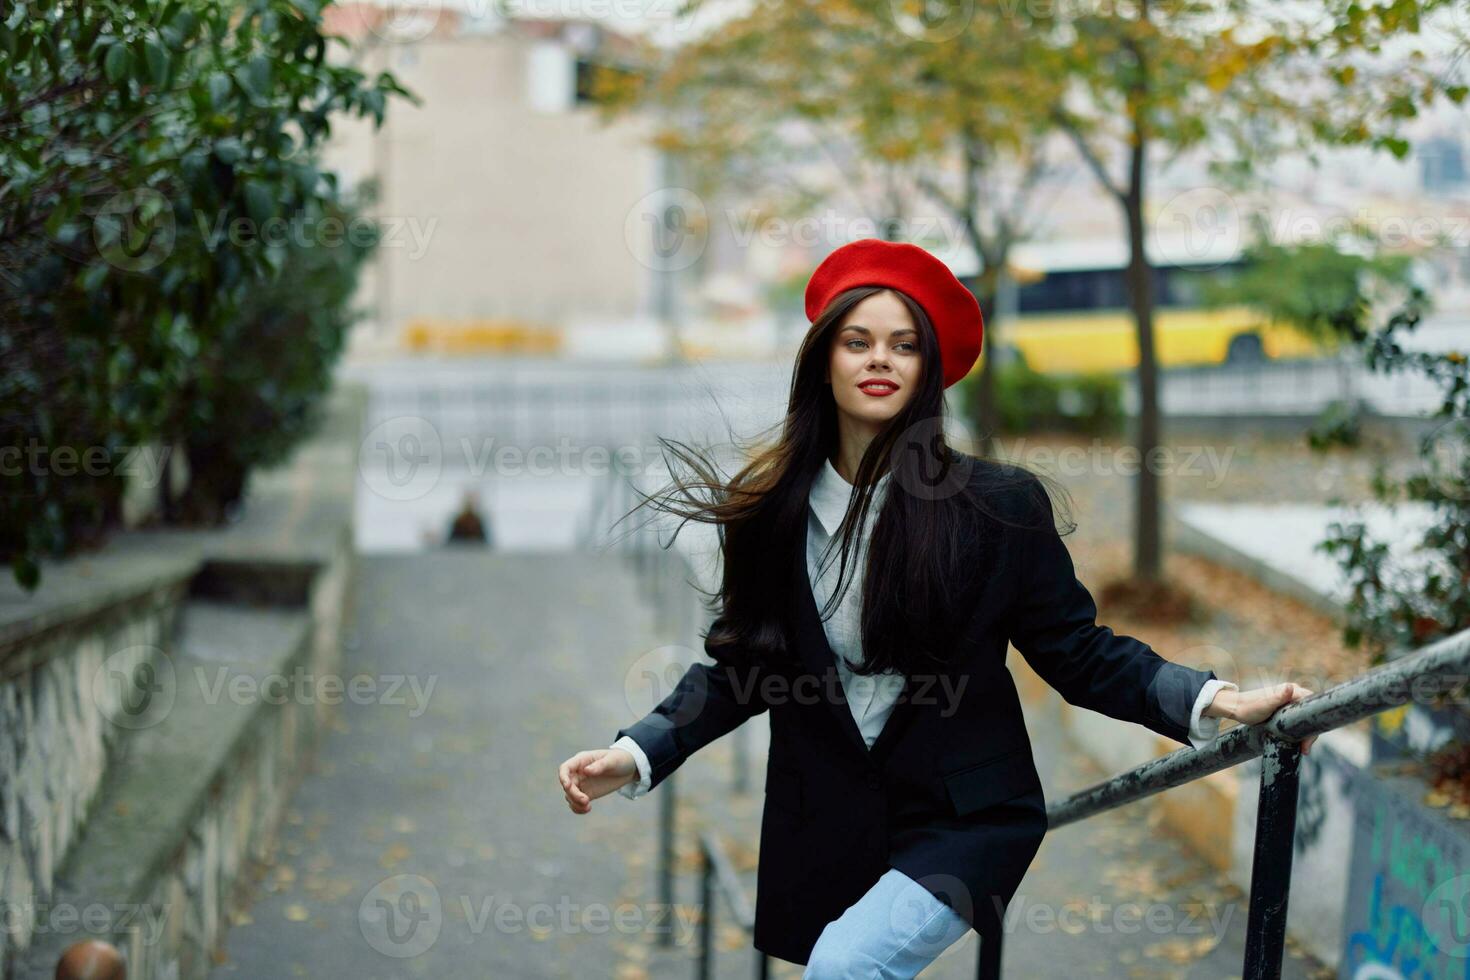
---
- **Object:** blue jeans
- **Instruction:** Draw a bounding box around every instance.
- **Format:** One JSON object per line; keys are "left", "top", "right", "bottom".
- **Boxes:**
{"left": 803, "top": 867, "right": 973, "bottom": 978}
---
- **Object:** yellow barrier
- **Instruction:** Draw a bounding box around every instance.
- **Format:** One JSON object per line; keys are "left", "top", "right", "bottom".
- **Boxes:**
{"left": 402, "top": 318, "right": 563, "bottom": 355}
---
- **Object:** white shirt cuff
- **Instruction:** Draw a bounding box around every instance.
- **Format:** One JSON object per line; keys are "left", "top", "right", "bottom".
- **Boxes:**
{"left": 611, "top": 735, "right": 653, "bottom": 799}
{"left": 1188, "top": 680, "right": 1237, "bottom": 751}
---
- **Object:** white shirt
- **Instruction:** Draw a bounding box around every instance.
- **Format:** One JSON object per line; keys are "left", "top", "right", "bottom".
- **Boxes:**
{"left": 611, "top": 458, "right": 1234, "bottom": 798}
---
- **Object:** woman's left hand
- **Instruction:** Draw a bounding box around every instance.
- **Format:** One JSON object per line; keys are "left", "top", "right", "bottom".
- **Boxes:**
{"left": 1219, "top": 682, "right": 1318, "bottom": 755}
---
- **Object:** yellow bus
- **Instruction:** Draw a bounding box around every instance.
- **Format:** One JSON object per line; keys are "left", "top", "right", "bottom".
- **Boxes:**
{"left": 984, "top": 240, "right": 1332, "bottom": 374}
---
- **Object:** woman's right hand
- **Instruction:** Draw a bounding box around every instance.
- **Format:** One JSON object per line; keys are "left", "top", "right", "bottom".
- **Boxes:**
{"left": 558, "top": 748, "right": 638, "bottom": 814}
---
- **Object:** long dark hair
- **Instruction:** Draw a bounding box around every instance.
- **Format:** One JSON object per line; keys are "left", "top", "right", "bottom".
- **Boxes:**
{"left": 618, "top": 284, "right": 1071, "bottom": 678}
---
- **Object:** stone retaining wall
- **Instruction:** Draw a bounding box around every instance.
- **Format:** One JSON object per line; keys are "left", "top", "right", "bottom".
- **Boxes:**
{"left": 0, "top": 566, "right": 194, "bottom": 969}
{"left": 1, "top": 382, "right": 365, "bottom": 980}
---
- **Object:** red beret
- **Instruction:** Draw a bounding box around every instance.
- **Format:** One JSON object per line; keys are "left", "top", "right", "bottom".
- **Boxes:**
{"left": 804, "top": 238, "right": 984, "bottom": 389}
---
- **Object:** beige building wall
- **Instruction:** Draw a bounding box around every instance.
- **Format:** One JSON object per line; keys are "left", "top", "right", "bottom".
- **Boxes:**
{"left": 320, "top": 30, "right": 660, "bottom": 348}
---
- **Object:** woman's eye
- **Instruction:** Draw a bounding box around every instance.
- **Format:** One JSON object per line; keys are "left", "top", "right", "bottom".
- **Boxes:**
{"left": 846, "top": 340, "right": 915, "bottom": 351}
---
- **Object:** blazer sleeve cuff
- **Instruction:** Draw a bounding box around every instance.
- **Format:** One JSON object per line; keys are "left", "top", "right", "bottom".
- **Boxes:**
{"left": 1146, "top": 661, "right": 1219, "bottom": 746}
{"left": 611, "top": 735, "right": 653, "bottom": 799}
{"left": 1187, "top": 679, "right": 1237, "bottom": 751}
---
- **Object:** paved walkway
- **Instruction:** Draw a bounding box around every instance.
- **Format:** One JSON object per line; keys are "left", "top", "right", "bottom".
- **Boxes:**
{"left": 209, "top": 549, "right": 1332, "bottom": 979}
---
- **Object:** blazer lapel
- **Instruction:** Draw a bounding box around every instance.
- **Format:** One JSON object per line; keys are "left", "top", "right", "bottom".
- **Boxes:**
{"left": 790, "top": 542, "right": 921, "bottom": 762}
{"left": 791, "top": 541, "right": 870, "bottom": 757}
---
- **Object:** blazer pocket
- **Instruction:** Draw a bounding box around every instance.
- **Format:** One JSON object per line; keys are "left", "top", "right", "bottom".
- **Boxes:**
{"left": 942, "top": 746, "right": 1037, "bottom": 816}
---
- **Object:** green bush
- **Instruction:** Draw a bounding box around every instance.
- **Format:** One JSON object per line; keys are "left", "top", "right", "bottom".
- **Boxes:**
{"left": 174, "top": 189, "right": 379, "bottom": 524}
{"left": 1308, "top": 398, "right": 1366, "bottom": 450}
{"left": 978, "top": 361, "right": 1125, "bottom": 437}
{"left": 0, "top": 0, "right": 414, "bottom": 589}
{"left": 1315, "top": 288, "right": 1470, "bottom": 667}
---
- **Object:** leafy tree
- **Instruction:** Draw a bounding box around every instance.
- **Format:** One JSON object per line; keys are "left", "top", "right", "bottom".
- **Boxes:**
{"left": 594, "top": 0, "right": 1065, "bottom": 461}
{"left": 1016, "top": 0, "right": 1465, "bottom": 582}
{"left": 0, "top": 0, "right": 414, "bottom": 589}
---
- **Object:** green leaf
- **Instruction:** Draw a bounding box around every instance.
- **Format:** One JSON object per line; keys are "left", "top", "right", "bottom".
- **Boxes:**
{"left": 248, "top": 54, "right": 271, "bottom": 96}
{"left": 104, "top": 41, "right": 130, "bottom": 84}
{"left": 80, "top": 263, "right": 107, "bottom": 292}
{"left": 44, "top": 196, "right": 79, "bottom": 237}
{"left": 173, "top": 9, "right": 198, "bottom": 39}
{"left": 144, "top": 38, "right": 170, "bottom": 86}
{"left": 209, "top": 71, "right": 231, "bottom": 107}
{"left": 214, "top": 137, "right": 244, "bottom": 165}
{"left": 233, "top": 63, "right": 258, "bottom": 99}
{"left": 244, "top": 180, "right": 273, "bottom": 226}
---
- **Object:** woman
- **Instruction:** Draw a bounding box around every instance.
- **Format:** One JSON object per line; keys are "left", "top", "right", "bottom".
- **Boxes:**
{"left": 557, "top": 238, "right": 1317, "bottom": 977}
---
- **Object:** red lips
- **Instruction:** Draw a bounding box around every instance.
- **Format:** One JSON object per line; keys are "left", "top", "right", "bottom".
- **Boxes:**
{"left": 858, "top": 379, "right": 899, "bottom": 396}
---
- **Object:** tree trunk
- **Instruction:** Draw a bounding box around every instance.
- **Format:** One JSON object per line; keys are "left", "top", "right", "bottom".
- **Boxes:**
{"left": 1123, "top": 145, "right": 1162, "bottom": 583}
{"left": 175, "top": 441, "right": 248, "bottom": 526}
{"left": 972, "top": 286, "right": 998, "bottom": 459}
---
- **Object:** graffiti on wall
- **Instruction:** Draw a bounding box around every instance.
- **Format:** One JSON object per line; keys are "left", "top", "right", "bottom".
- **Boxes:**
{"left": 1340, "top": 779, "right": 1470, "bottom": 980}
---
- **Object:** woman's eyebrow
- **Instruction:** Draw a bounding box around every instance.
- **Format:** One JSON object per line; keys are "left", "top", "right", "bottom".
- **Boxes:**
{"left": 842, "top": 325, "right": 918, "bottom": 337}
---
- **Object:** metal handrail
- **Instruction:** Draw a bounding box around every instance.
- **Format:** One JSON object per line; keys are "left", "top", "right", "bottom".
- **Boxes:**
{"left": 1046, "top": 626, "right": 1470, "bottom": 829}
{"left": 697, "top": 832, "right": 769, "bottom": 980}
{"left": 1042, "top": 625, "right": 1470, "bottom": 979}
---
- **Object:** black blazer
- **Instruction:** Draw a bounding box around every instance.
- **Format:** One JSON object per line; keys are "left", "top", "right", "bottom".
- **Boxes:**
{"left": 613, "top": 460, "right": 1217, "bottom": 966}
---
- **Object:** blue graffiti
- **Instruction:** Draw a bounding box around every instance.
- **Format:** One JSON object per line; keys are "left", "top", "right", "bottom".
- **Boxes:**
{"left": 1345, "top": 873, "right": 1470, "bottom": 980}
